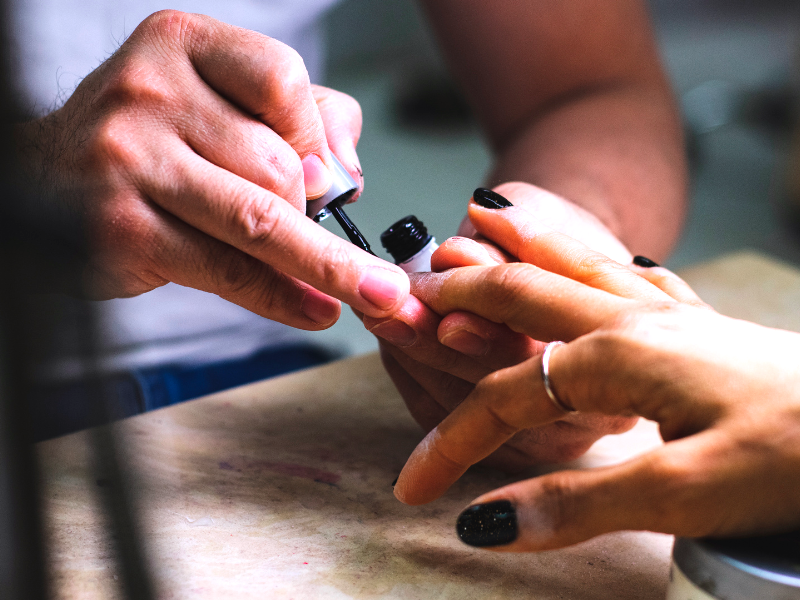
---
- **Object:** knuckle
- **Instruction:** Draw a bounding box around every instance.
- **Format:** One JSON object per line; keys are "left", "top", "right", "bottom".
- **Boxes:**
{"left": 432, "top": 436, "right": 471, "bottom": 471}
{"left": 484, "top": 264, "right": 543, "bottom": 317}
{"left": 228, "top": 190, "right": 289, "bottom": 251}
{"left": 317, "top": 88, "right": 362, "bottom": 124}
{"left": 564, "top": 332, "right": 632, "bottom": 408}
{"left": 260, "top": 45, "right": 311, "bottom": 111}
{"left": 614, "top": 301, "right": 691, "bottom": 342}
{"left": 141, "top": 9, "right": 195, "bottom": 42}
{"left": 259, "top": 142, "right": 303, "bottom": 195}
{"left": 571, "top": 250, "right": 628, "bottom": 287}
{"left": 88, "top": 118, "right": 140, "bottom": 171}
{"left": 433, "top": 372, "right": 474, "bottom": 408}
{"left": 427, "top": 347, "right": 468, "bottom": 377}
{"left": 91, "top": 200, "right": 165, "bottom": 291}
{"left": 536, "top": 474, "right": 579, "bottom": 536}
{"left": 94, "top": 199, "right": 145, "bottom": 252}
{"left": 212, "top": 251, "right": 277, "bottom": 307}
{"left": 642, "top": 453, "right": 717, "bottom": 534}
{"left": 484, "top": 405, "right": 520, "bottom": 439}
{"left": 572, "top": 250, "right": 616, "bottom": 278}
{"left": 101, "top": 55, "right": 172, "bottom": 109}
{"left": 314, "top": 240, "right": 351, "bottom": 287}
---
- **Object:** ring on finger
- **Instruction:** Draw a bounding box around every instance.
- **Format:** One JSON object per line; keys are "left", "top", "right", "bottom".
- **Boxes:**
{"left": 542, "top": 341, "right": 575, "bottom": 413}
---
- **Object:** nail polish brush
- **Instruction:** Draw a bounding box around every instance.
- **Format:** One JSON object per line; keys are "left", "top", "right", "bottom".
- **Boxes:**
{"left": 306, "top": 154, "right": 375, "bottom": 256}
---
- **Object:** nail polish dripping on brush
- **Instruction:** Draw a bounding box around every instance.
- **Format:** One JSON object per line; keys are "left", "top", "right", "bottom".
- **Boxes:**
{"left": 306, "top": 152, "right": 375, "bottom": 256}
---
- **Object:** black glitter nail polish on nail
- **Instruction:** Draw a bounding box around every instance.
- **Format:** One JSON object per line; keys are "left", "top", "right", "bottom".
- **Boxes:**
{"left": 391, "top": 477, "right": 398, "bottom": 487}
{"left": 473, "top": 188, "right": 513, "bottom": 209}
{"left": 456, "top": 500, "right": 517, "bottom": 547}
{"left": 633, "top": 255, "right": 659, "bottom": 268}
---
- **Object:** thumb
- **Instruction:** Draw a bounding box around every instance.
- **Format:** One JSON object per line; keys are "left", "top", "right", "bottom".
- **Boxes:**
{"left": 453, "top": 428, "right": 799, "bottom": 551}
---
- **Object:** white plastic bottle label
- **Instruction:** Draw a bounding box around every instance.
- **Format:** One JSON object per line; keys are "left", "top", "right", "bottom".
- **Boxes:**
{"left": 666, "top": 562, "right": 718, "bottom": 600}
{"left": 398, "top": 238, "right": 438, "bottom": 273}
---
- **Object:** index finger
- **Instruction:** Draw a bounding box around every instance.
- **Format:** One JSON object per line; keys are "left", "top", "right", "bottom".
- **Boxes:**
{"left": 411, "top": 263, "right": 634, "bottom": 343}
{"left": 150, "top": 145, "right": 409, "bottom": 317}
{"left": 467, "top": 200, "right": 670, "bottom": 302}
{"left": 394, "top": 351, "right": 565, "bottom": 505}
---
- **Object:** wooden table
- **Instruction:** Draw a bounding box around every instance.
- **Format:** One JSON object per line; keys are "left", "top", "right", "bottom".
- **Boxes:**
{"left": 39, "top": 251, "right": 800, "bottom": 599}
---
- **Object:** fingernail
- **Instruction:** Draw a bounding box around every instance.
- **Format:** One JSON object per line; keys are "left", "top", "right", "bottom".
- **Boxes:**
{"left": 369, "top": 319, "right": 417, "bottom": 347}
{"left": 456, "top": 500, "right": 518, "bottom": 547}
{"left": 348, "top": 148, "right": 363, "bottom": 199}
{"left": 633, "top": 255, "right": 659, "bottom": 268}
{"left": 440, "top": 330, "right": 489, "bottom": 357}
{"left": 473, "top": 188, "right": 513, "bottom": 209}
{"left": 358, "top": 268, "right": 408, "bottom": 311}
{"left": 303, "top": 154, "right": 333, "bottom": 200}
{"left": 301, "top": 289, "right": 340, "bottom": 326}
{"left": 391, "top": 477, "right": 398, "bottom": 487}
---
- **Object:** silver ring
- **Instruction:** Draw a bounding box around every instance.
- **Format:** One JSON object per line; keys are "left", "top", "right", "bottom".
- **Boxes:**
{"left": 542, "top": 341, "right": 575, "bottom": 413}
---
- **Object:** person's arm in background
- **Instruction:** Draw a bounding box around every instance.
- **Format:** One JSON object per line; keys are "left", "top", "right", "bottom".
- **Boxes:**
{"left": 14, "top": 11, "right": 409, "bottom": 329}
{"left": 362, "top": 0, "right": 687, "bottom": 467}
{"left": 421, "top": 0, "right": 686, "bottom": 260}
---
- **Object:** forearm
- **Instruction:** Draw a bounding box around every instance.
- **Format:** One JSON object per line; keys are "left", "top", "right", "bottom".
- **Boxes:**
{"left": 487, "top": 82, "right": 687, "bottom": 261}
{"left": 420, "top": 0, "right": 687, "bottom": 262}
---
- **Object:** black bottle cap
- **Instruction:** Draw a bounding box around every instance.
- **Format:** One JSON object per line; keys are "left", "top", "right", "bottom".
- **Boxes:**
{"left": 380, "top": 216, "right": 432, "bottom": 264}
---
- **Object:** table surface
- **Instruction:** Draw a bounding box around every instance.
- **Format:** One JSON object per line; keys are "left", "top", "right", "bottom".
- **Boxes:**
{"left": 38, "top": 250, "right": 800, "bottom": 600}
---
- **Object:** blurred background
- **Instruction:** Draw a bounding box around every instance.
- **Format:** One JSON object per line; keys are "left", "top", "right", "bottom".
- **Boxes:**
{"left": 307, "top": 0, "right": 800, "bottom": 356}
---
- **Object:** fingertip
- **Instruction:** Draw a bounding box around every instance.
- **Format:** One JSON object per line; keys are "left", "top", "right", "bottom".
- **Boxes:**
{"left": 392, "top": 476, "right": 412, "bottom": 504}
{"left": 458, "top": 483, "right": 563, "bottom": 552}
{"left": 300, "top": 288, "right": 341, "bottom": 328}
{"left": 392, "top": 470, "right": 441, "bottom": 506}
{"left": 357, "top": 266, "right": 410, "bottom": 315}
{"left": 302, "top": 153, "right": 334, "bottom": 200}
{"left": 439, "top": 329, "right": 489, "bottom": 357}
{"left": 392, "top": 431, "right": 467, "bottom": 506}
{"left": 332, "top": 145, "right": 363, "bottom": 203}
{"left": 456, "top": 500, "right": 519, "bottom": 548}
{"left": 366, "top": 318, "right": 417, "bottom": 347}
{"left": 431, "top": 237, "right": 498, "bottom": 271}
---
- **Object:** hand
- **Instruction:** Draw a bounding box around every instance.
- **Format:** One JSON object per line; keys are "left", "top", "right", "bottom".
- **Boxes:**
{"left": 364, "top": 182, "right": 636, "bottom": 468}
{"left": 16, "top": 11, "right": 408, "bottom": 328}
{"left": 393, "top": 202, "right": 800, "bottom": 552}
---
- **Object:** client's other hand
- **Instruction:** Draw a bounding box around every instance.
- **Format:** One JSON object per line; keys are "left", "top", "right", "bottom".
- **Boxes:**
{"left": 394, "top": 198, "right": 800, "bottom": 552}
{"left": 363, "top": 182, "right": 636, "bottom": 468}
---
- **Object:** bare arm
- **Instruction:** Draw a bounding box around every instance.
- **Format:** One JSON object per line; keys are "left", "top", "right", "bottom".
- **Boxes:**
{"left": 420, "top": 0, "right": 686, "bottom": 260}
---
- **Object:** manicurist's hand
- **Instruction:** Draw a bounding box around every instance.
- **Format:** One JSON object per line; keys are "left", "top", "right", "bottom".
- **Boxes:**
{"left": 363, "top": 183, "right": 636, "bottom": 468}
{"left": 16, "top": 11, "right": 408, "bottom": 328}
{"left": 393, "top": 200, "right": 800, "bottom": 552}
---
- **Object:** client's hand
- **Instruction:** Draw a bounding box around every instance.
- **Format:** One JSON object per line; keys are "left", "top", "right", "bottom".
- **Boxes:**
{"left": 393, "top": 200, "right": 800, "bottom": 552}
{"left": 16, "top": 11, "right": 408, "bottom": 328}
{"left": 364, "top": 182, "right": 636, "bottom": 468}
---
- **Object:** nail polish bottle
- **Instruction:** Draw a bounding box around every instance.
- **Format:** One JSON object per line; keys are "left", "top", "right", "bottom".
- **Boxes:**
{"left": 380, "top": 215, "right": 438, "bottom": 273}
{"left": 667, "top": 532, "right": 800, "bottom": 599}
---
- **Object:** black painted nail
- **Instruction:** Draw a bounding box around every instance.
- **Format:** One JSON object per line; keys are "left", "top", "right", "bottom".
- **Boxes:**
{"left": 473, "top": 188, "right": 513, "bottom": 209}
{"left": 633, "top": 255, "right": 659, "bottom": 268}
{"left": 456, "top": 500, "right": 517, "bottom": 547}
{"left": 391, "top": 477, "right": 398, "bottom": 487}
